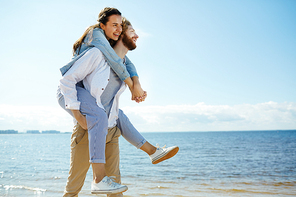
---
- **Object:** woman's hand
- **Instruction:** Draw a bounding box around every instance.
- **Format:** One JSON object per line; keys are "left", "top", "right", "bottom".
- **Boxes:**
{"left": 135, "top": 91, "right": 147, "bottom": 103}
{"left": 70, "top": 109, "right": 87, "bottom": 130}
{"left": 132, "top": 84, "right": 147, "bottom": 103}
{"left": 130, "top": 76, "right": 147, "bottom": 103}
{"left": 124, "top": 76, "right": 147, "bottom": 103}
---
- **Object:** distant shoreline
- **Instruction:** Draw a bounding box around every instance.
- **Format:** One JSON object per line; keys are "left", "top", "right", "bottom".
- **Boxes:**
{"left": 0, "top": 130, "right": 71, "bottom": 134}
{"left": 0, "top": 129, "right": 295, "bottom": 134}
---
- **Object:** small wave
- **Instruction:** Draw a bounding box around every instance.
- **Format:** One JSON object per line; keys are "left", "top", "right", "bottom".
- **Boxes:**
{"left": 139, "top": 193, "right": 184, "bottom": 197}
{"left": 237, "top": 181, "right": 296, "bottom": 187}
{"left": 139, "top": 193, "right": 170, "bottom": 196}
{"left": 270, "top": 182, "right": 296, "bottom": 187}
{"left": 50, "top": 176, "right": 62, "bottom": 180}
{"left": 4, "top": 185, "right": 46, "bottom": 193}
{"left": 149, "top": 186, "right": 170, "bottom": 190}
{"left": 208, "top": 187, "right": 286, "bottom": 195}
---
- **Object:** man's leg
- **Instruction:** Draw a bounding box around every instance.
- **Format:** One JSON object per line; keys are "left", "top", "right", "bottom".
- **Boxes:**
{"left": 63, "top": 125, "right": 124, "bottom": 197}
{"left": 105, "top": 126, "right": 123, "bottom": 197}
{"left": 63, "top": 123, "right": 90, "bottom": 197}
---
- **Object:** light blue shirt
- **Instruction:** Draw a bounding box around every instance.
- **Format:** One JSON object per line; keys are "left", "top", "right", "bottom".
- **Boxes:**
{"left": 101, "top": 68, "right": 123, "bottom": 117}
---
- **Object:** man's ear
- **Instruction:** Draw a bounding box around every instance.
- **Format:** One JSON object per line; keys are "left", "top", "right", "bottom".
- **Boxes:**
{"left": 100, "top": 23, "right": 105, "bottom": 30}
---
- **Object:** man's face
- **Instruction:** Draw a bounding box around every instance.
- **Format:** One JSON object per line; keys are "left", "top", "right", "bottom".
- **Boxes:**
{"left": 122, "top": 25, "right": 139, "bottom": 51}
{"left": 100, "top": 14, "right": 122, "bottom": 41}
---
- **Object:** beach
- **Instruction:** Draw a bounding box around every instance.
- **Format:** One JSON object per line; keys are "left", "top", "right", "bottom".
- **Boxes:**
{"left": 1, "top": 131, "right": 296, "bottom": 196}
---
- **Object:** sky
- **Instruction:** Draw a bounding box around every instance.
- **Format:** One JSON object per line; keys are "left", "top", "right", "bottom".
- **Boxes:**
{"left": 0, "top": 0, "right": 295, "bottom": 133}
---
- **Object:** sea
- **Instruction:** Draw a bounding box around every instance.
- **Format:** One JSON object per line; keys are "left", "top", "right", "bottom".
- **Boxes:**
{"left": 0, "top": 130, "right": 295, "bottom": 197}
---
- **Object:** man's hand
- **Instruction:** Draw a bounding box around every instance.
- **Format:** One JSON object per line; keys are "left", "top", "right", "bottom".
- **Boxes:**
{"left": 70, "top": 109, "right": 87, "bottom": 130}
{"left": 124, "top": 76, "right": 147, "bottom": 103}
{"left": 132, "top": 83, "right": 145, "bottom": 102}
{"left": 135, "top": 91, "right": 147, "bottom": 103}
{"left": 131, "top": 76, "right": 147, "bottom": 103}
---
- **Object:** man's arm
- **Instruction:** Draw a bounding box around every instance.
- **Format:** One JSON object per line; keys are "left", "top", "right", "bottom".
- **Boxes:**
{"left": 71, "top": 110, "right": 87, "bottom": 130}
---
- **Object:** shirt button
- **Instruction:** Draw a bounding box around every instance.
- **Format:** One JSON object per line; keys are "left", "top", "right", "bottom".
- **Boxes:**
{"left": 102, "top": 88, "right": 104, "bottom": 90}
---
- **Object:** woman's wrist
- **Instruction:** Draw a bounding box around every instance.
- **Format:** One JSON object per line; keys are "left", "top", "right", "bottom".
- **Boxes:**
{"left": 124, "top": 77, "right": 134, "bottom": 89}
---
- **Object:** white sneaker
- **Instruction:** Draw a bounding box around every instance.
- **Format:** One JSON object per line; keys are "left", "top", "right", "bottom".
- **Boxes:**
{"left": 149, "top": 145, "right": 179, "bottom": 164}
{"left": 91, "top": 176, "right": 128, "bottom": 194}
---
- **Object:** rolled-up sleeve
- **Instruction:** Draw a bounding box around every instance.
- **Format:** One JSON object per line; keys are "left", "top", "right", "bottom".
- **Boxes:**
{"left": 124, "top": 56, "right": 138, "bottom": 78}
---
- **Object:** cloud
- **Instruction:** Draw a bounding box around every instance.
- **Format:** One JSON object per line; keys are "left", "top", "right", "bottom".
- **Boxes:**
{"left": 0, "top": 102, "right": 295, "bottom": 132}
{"left": 121, "top": 102, "right": 296, "bottom": 131}
{"left": 0, "top": 105, "right": 73, "bottom": 133}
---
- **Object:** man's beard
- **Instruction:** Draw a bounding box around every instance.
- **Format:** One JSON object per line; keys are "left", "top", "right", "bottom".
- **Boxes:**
{"left": 122, "top": 34, "right": 137, "bottom": 50}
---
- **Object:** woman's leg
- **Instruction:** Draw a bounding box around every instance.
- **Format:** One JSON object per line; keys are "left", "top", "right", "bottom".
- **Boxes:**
{"left": 58, "top": 86, "right": 107, "bottom": 182}
{"left": 59, "top": 86, "right": 156, "bottom": 156}
{"left": 117, "top": 110, "right": 157, "bottom": 155}
{"left": 59, "top": 86, "right": 177, "bottom": 166}
{"left": 76, "top": 86, "right": 108, "bottom": 183}
{"left": 117, "top": 109, "right": 179, "bottom": 164}
{"left": 117, "top": 109, "right": 147, "bottom": 149}
{"left": 58, "top": 86, "right": 127, "bottom": 194}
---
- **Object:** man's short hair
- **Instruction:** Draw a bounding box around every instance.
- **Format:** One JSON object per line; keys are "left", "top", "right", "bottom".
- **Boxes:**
{"left": 122, "top": 17, "right": 132, "bottom": 35}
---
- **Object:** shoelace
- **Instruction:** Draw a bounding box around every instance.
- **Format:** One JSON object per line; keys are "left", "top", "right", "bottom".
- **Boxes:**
{"left": 105, "top": 176, "right": 120, "bottom": 188}
{"left": 156, "top": 144, "right": 166, "bottom": 149}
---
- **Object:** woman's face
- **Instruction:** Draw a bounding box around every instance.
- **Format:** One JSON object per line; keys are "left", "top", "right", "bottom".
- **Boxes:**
{"left": 100, "top": 14, "right": 122, "bottom": 41}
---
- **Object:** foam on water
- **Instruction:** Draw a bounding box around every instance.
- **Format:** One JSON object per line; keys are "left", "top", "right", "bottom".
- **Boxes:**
{"left": 0, "top": 184, "right": 46, "bottom": 197}
{"left": 3, "top": 185, "right": 46, "bottom": 192}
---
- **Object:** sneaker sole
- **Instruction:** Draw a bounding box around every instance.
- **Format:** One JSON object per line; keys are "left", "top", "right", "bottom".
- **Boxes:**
{"left": 91, "top": 186, "right": 128, "bottom": 194}
{"left": 152, "top": 146, "right": 179, "bottom": 164}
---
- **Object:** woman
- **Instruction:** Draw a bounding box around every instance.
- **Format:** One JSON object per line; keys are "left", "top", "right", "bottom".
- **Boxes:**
{"left": 58, "top": 7, "right": 179, "bottom": 195}
{"left": 60, "top": 8, "right": 145, "bottom": 103}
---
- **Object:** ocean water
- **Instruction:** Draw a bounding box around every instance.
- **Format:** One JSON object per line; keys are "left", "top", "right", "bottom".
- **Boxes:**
{"left": 0, "top": 130, "right": 296, "bottom": 197}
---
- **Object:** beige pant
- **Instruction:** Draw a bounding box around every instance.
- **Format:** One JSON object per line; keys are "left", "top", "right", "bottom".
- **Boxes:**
{"left": 63, "top": 123, "right": 123, "bottom": 197}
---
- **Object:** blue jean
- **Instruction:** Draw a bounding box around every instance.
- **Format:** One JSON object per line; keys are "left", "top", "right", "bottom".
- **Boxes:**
{"left": 57, "top": 86, "right": 146, "bottom": 163}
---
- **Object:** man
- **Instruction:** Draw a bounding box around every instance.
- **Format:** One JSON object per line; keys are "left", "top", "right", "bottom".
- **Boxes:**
{"left": 62, "top": 16, "right": 179, "bottom": 197}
